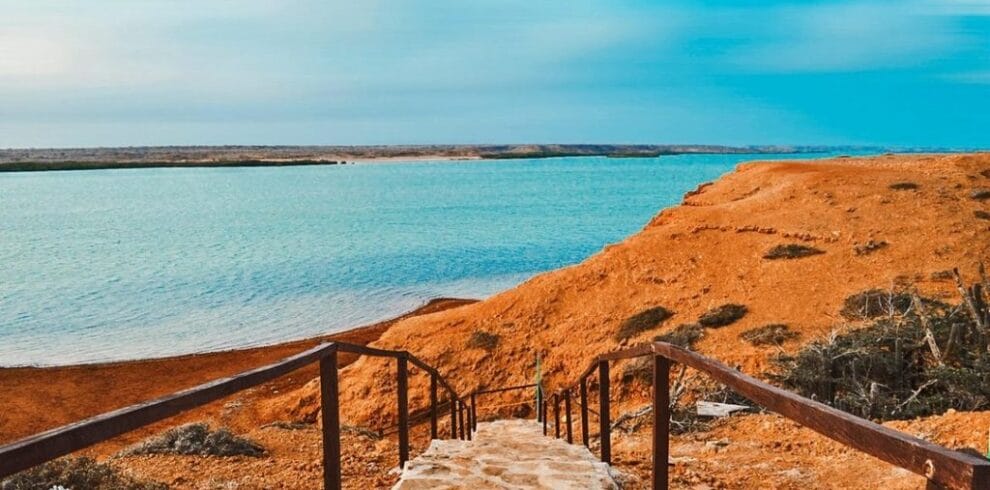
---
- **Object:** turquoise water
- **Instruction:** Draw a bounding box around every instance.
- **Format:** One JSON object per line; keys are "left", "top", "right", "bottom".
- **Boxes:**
{"left": 0, "top": 154, "right": 840, "bottom": 366}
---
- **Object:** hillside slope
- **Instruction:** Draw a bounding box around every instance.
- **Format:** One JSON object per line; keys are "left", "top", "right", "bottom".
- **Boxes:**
{"left": 272, "top": 153, "right": 990, "bottom": 429}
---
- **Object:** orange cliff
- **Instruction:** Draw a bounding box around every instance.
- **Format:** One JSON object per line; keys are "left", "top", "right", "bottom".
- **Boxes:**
{"left": 270, "top": 152, "right": 990, "bottom": 429}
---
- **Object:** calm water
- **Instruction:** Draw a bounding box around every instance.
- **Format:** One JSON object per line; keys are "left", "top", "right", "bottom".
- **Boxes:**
{"left": 0, "top": 153, "right": 839, "bottom": 366}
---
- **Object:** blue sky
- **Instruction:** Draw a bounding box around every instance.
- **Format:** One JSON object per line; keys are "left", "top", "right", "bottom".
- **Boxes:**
{"left": 1, "top": 0, "right": 989, "bottom": 148}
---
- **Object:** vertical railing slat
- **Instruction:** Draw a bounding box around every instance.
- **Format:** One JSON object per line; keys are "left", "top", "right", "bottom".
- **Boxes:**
{"left": 450, "top": 394, "right": 457, "bottom": 439}
{"left": 653, "top": 355, "right": 670, "bottom": 490}
{"left": 429, "top": 374, "right": 438, "bottom": 440}
{"left": 320, "top": 348, "right": 341, "bottom": 490}
{"left": 471, "top": 393, "right": 477, "bottom": 432}
{"left": 580, "top": 377, "right": 589, "bottom": 447}
{"left": 542, "top": 391, "right": 548, "bottom": 436}
{"left": 564, "top": 389, "right": 573, "bottom": 444}
{"left": 396, "top": 355, "right": 409, "bottom": 469}
{"left": 598, "top": 360, "right": 611, "bottom": 464}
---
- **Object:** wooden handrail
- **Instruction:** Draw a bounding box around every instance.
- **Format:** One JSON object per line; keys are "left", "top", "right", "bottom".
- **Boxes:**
{"left": 0, "top": 341, "right": 471, "bottom": 489}
{"left": 549, "top": 341, "right": 990, "bottom": 490}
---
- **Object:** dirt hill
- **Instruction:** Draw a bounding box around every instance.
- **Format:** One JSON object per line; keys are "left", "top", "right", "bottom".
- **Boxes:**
{"left": 270, "top": 152, "right": 990, "bottom": 430}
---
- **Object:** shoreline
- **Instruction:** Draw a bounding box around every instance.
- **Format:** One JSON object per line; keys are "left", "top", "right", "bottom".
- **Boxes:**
{"left": 0, "top": 297, "right": 476, "bottom": 448}
{"left": 0, "top": 144, "right": 882, "bottom": 173}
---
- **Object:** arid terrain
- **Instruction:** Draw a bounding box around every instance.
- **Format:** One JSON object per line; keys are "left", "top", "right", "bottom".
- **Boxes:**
{"left": 3, "top": 152, "right": 990, "bottom": 489}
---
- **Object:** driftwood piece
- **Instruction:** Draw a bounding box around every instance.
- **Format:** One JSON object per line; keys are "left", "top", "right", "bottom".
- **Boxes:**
{"left": 913, "top": 293, "right": 944, "bottom": 366}
{"left": 696, "top": 401, "right": 751, "bottom": 417}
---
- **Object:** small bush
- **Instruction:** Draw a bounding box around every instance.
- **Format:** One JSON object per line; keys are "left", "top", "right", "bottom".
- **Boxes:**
{"left": 122, "top": 423, "right": 265, "bottom": 457}
{"left": 773, "top": 300, "right": 985, "bottom": 421}
{"left": 763, "top": 244, "right": 825, "bottom": 260}
{"left": 854, "top": 240, "right": 888, "bottom": 256}
{"left": 741, "top": 324, "right": 799, "bottom": 346}
{"left": 976, "top": 210, "right": 990, "bottom": 220}
{"left": 615, "top": 306, "right": 673, "bottom": 341}
{"left": 654, "top": 323, "right": 704, "bottom": 348}
{"left": 972, "top": 189, "right": 990, "bottom": 200}
{"left": 1, "top": 457, "right": 166, "bottom": 490}
{"left": 467, "top": 330, "right": 499, "bottom": 351}
{"left": 981, "top": 169, "right": 990, "bottom": 179}
{"left": 889, "top": 182, "right": 919, "bottom": 190}
{"left": 839, "top": 289, "right": 914, "bottom": 320}
{"left": 698, "top": 304, "right": 748, "bottom": 328}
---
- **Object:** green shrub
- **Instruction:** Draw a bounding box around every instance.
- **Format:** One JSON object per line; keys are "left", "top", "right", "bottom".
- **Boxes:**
{"left": 698, "top": 304, "right": 748, "bottom": 328}
{"left": 741, "top": 324, "right": 799, "bottom": 346}
{"left": 1, "top": 457, "right": 166, "bottom": 490}
{"left": 122, "top": 423, "right": 264, "bottom": 457}
{"left": 467, "top": 330, "right": 500, "bottom": 351}
{"left": 615, "top": 306, "right": 673, "bottom": 341}
{"left": 971, "top": 189, "right": 990, "bottom": 200}
{"left": 889, "top": 182, "right": 919, "bottom": 190}
{"left": 763, "top": 244, "right": 825, "bottom": 260}
{"left": 976, "top": 210, "right": 990, "bottom": 220}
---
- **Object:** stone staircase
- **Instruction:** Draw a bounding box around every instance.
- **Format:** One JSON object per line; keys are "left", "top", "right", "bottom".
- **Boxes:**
{"left": 393, "top": 419, "right": 620, "bottom": 489}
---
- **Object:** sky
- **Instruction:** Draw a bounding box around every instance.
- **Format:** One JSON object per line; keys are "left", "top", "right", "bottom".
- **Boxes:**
{"left": 1, "top": 0, "right": 989, "bottom": 148}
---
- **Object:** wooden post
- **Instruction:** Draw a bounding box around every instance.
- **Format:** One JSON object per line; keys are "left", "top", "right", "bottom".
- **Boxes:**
{"left": 598, "top": 360, "right": 611, "bottom": 464}
{"left": 449, "top": 395, "right": 457, "bottom": 439}
{"left": 397, "top": 356, "right": 409, "bottom": 469}
{"left": 536, "top": 385, "right": 543, "bottom": 423}
{"left": 429, "top": 374, "right": 438, "bottom": 440}
{"left": 653, "top": 355, "right": 670, "bottom": 490}
{"left": 542, "top": 392, "right": 548, "bottom": 436}
{"left": 471, "top": 393, "right": 477, "bottom": 432}
{"left": 580, "top": 378, "right": 589, "bottom": 447}
{"left": 466, "top": 402, "right": 473, "bottom": 441}
{"left": 320, "top": 348, "right": 341, "bottom": 490}
{"left": 564, "top": 389, "right": 573, "bottom": 444}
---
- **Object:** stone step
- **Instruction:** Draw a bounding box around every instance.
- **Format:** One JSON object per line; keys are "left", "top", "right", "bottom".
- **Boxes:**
{"left": 393, "top": 419, "right": 619, "bottom": 489}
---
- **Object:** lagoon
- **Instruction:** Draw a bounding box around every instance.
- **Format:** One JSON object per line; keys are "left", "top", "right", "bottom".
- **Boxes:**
{"left": 0, "top": 153, "right": 843, "bottom": 365}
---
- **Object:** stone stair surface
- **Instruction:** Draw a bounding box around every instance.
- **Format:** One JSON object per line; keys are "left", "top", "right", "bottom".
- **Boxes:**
{"left": 393, "top": 419, "right": 620, "bottom": 489}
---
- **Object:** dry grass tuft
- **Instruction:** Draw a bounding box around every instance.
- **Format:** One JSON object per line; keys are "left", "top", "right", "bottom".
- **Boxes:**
{"left": 1, "top": 457, "right": 166, "bottom": 490}
{"left": 741, "top": 324, "right": 799, "bottom": 346}
{"left": 122, "top": 423, "right": 265, "bottom": 458}
{"left": 467, "top": 330, "right": 500, "bottom": 351}
{"left": 654, "top": 323, "right": 704, "bottom": 348}
{"left": 698, "top": 304, "right": 748, "bottom": 328}
{"left": 763, "top": 244, "right": 825, "bottom": 260}
{"left": 854, "top": 240, "right": 888, "bottom": 256}
{"left": 616, "top": 306, "right": 674, "bottom": 341}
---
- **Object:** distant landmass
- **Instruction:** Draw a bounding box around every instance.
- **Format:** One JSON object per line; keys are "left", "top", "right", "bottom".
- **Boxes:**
{"left": 0, "top": 144, "right": 896, "bottom": 172}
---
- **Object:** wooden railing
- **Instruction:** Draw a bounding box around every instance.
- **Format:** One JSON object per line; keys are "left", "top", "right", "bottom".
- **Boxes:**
{"left": 6, "top": 339, "right": 988, "bottom": 489}
{"left": 0, "top": 341, "right": 474, "bottom": 489}
{"left": 544, "top": 341, "right": 990, "bottom": 490}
